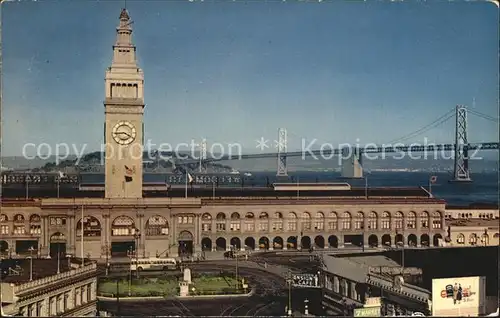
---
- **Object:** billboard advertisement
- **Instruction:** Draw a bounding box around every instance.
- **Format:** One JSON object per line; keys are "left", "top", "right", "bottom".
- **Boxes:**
{"left": 431, "top": 276, "right": 486, "bottom": 317}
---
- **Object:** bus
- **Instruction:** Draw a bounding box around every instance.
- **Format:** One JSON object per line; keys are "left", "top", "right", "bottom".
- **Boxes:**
{"left": 130, "top": 257, "right": 179, "bottom": 272}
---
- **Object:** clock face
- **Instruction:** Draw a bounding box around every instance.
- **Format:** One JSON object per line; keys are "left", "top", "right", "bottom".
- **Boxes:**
{"left": 112, "top": 121, "right": 136, "bottom": 145}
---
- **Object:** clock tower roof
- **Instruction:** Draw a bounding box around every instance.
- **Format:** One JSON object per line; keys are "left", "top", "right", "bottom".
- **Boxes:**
{"left": 119, "top": 8, "right": 130, "bottom": 21}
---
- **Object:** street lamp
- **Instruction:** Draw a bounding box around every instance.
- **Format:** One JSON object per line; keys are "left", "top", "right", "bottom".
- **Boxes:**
{"left": 286, "top": 270, "right": 293, "bottom": 316}
{"left": 133, "top": 228, "right": 141, "bottom": 279}
{"left": 105, "top": 243, "right": 109, "bottom": 276}
{"left": 232, "top": 245, "right": 239, "bottom": 289}
{"left": 28, "top": 246, "right": 34, "bottom": 281}
{"left": 128, "top": 247, "right": 132, "bottom": 297}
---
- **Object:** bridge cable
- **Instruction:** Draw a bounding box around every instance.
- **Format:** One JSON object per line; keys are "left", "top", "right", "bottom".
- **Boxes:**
{"left": 384, "top": 108, "right": 456, "bottom": 145}
{"left": 468, "top": 109, "right": 499, "bottom": 123}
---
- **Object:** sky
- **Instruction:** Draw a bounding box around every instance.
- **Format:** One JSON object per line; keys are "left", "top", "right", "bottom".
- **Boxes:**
{"left": 1, "top": 0, "right": 499, "bottom": 157}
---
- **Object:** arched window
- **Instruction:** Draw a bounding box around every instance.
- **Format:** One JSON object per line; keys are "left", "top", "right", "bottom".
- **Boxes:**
{"left": 394, "top": 212, "right": 403, "bottom": 230}
{"left": 432, "top": 211, "right": 442, "bottom": 229}
{"left": 314, "top": 212, "right": 325, "bottom": 230}
{"left": 355, "top": 212, "right": 364, "bottom": 230}
{"left": 457, "top": 233, "right": 465, "bottom": 244}
{"left": 481, "top": 233, "right": 489, "bottom": 246}
{"left": 216, "top": 213, "right": 226, "bottom": 232}
{"left": 420, "top": 211, "right": 430, "bottom": 228}
{"left": 381, "top": 212, "right": 391, "bottom": 230}
{"left": 342, "top": 212, "right": 351, "bottom": 230}
{"left": 302, "top": 212, "right": 312, "bottom": 231}
{"left": 259, "top": 212, "right": 269, "bottom": 232}
{"left": 230, "top": 213, "right": 241, "bottom": 232}
{"left": 407, "top": 212, "right": 416, "bottom": 229}
{"left": 328, "top": 212, "right": 338, "bottom": 230}
{"left": 273, "top": 212, "right": 283, "bottom": 231}
{"left": 77, "top": 216, "right": 102, "bottom": 237}
{"left": 368, "top": 212, "right": 377, "bottom": 230}
{"left": 29, "top": 214, "right": 42, "bottom": 235}
{"left": 145, "top": 216, "right": 169, "bottom": 236}
{"left": 469, "top": 233, "right": 477, "bottom": 246}
{"left": 288, "top": 212, "right": 297, "bottom": 232}
{"left": 244, "top": 212, "right": 255, "bottom": 232}
{"left": 201, "top": 213, "right": 212, "bottom": 232}
{"left": 111, "top": 216, "right": 134, "bottom": 236}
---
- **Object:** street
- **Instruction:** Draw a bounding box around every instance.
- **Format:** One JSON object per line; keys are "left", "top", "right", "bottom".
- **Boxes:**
{"left": 99, "top": 259, "right": 325, "bottom": 316}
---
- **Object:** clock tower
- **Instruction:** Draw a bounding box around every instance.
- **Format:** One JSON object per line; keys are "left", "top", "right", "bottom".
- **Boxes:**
{"left": 104, "top": 8, "right": 144, "bottom": 198}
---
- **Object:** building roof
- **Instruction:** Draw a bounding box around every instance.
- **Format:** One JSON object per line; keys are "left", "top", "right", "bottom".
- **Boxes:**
{"left": 1, "top": 185, "right": 442, "bottom": 202}
{"left": 322, "top": 253, "right": 430, "bottom": 303}
{"left": 1, "top": 258, "right": 93, "bottom": 284}
{"left": 446, "top": 218, "right": 500, "bottom": 228}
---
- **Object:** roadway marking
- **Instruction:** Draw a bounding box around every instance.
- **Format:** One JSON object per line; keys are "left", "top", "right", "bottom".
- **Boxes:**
{"left": 253, "top": 301, "right": 276, "bottom": 316}
{"left": 224, "top": 303, "right": 247, "bottom": 316}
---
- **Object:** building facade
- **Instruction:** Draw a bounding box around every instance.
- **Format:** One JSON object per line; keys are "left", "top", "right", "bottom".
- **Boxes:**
{"left": 0, "top": 197, "right": 447, "bottom": 259}
{"left": 446, "top": 220, "right": 499, "bottom": 247}
{"left": 3, "top": 8, "right": 488, "bottom": 261}
{"left": 320, "top": 254, "right": 431, "bottom": 316}
{"left": 1, "top": 258, "right": 98, "bottom": 316}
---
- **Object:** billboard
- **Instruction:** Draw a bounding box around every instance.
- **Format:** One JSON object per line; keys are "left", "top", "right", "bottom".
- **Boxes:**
{"left": 431, "top": 276, "right": 486, "bottom": 317}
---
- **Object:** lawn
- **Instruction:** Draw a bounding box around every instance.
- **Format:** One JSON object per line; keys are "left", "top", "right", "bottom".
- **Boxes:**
{"left": 98, "top": 275, "right": 248, "bottom": 297}
{"left": 98, "top": 277, "right": 179, "bottom": 297}
{"left": 190, "top": 275, "right": 246, "bottom": 295}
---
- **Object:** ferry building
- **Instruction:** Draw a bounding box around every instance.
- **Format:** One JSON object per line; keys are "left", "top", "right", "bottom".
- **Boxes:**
{"left": 0, "top": 9, "right": 449, "bottom": 260}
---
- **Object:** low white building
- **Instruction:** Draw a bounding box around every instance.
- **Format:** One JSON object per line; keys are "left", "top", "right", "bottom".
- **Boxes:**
{"left": 1, "top": 257, "right": 98, "bottom": 316}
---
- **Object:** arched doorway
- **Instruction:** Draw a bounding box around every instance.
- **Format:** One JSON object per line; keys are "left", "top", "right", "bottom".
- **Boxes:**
{"left": 368, "top": 234, "right": 378, "bottom": 247}
{"left": 259, "top": 237, "right": 269, "bottom": 250}
{"left": 245, "top": 237, "right": 255, "bottom": 250}
{"left": 408, "top": 234, "right": 418, "bottom": 247}
{"left": 301, "top": 236, "right": 311, "bottom": 249}
{"left": 420, "top": 234, "right": 430, "bottom": 247}
{"left": 314, "top": 235, "right": 325, "bottom": 248}
{"left": 395, "top": 234, "right": 404, "bottom": 246}
{"left": 216, "top": 237, "right": 227, "bottom": 251}
{"left": 178, "top": 231, "right": 194, "bottom": 255}
{"left": 273, "top": 236, "right": 284, "bottom": 249}
{"left": 201, "top": 238, "right": 212, "bottom": 251}
{"left": 433, "top": 234, "right": 443, "bottom": 247}
{"left": 328, "top": 235, "right": 338, "bottom": 248}
{"left": 230, "top": 237, "right": 241, "bottom": 250}
{"left": 110, "top": 215, "right": 135, "bottom": 257}
{"left": 50, "top": 232, "right": 67, "bottom": 258}
{"left": 287, "top": 236, "right": 297, "bottom": 249}
{"left": 0, "top": 240, "right": 8, "bottom": 255}
{"left": 382, "top": 234, "right": 391, "bottom": 246}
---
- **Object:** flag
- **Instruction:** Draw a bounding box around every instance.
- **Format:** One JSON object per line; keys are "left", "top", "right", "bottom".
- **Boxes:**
{"left": 430, "top": 176, "right": 437, "bottom": 184}
{"left": 58, "top": 171, "right": 67, "bottom": 179}
{"left": 187, "top": 173, "right": 194, "bottom": 183}
{"left": 125, "top": 165, "right": 135, "bottom": 176}
{"left": 124, "top": 165, "right": 134, "bottom": 182}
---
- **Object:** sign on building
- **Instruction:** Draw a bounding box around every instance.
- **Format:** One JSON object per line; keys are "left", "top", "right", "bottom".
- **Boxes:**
{"left": 431, "top": 276, "right": 486, "bottom": 317}
{"left": 354, "top": 306, "right": 381, "bottom": 317}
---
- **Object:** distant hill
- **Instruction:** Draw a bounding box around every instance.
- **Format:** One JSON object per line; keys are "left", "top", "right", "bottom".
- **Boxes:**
{"left": 1, "top": 151, "right": 498, "bottom": 173}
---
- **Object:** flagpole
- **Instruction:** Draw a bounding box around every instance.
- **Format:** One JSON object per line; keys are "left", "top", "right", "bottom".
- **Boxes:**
{"left": 429, "top": 179, "right": 432, "bottom": 197}
{"left": 185, "top": 171, "right": 188, "bottom": 198}
{"left": 212, "top": 181, "right": 215, "bottom": 200}
{"left": 57, "top": 179, "right": 60, "bottom": 198}
{"left": 81, "top": 205, "right": 84, "bottom": 266}
{"left": 25, "top": 179, "right": 29, "bottom": 200}
{"left": 296, "top": 177, "right": 299, "bottom": 199}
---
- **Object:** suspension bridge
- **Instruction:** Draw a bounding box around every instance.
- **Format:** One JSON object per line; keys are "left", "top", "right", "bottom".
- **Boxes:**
{"left": 154, "top": 105, "right": 498, "bottom": 183}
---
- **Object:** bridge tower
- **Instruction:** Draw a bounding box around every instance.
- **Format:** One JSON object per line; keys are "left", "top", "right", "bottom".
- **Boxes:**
{"left": 450, "top": 105, "right": 472, "bottom": 183}
{"left": 276, "top": 128, "right": 288, "bottom": 179}
{"left": 341, "top": 147, "right": 363, "bottom": 179}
